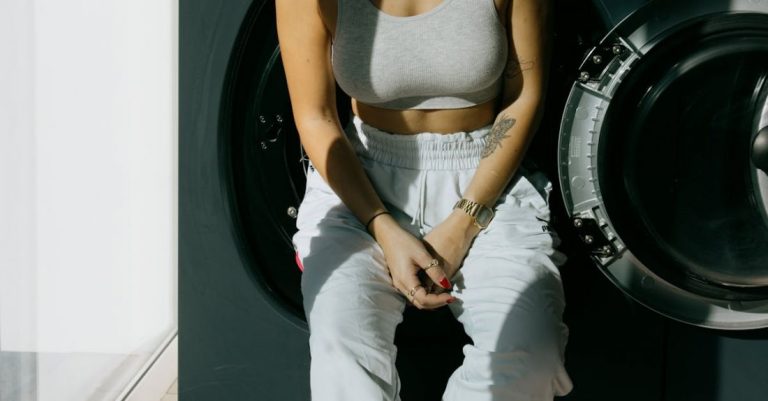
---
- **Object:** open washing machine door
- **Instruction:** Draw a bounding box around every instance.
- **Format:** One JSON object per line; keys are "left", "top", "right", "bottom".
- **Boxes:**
{"left": 559, "top": 0, "right": 768, "bottom": 330}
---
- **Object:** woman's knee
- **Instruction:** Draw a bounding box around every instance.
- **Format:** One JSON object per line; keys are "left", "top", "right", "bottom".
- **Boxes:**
{"left": 303, "top": 273, "right": 406, "bottom": 340}
{"left": 453, "top": 262, "right": 567, "bottom": 353}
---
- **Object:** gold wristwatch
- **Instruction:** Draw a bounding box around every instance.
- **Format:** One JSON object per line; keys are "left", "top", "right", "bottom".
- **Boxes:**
{"left": 453, "top": 198, "right": 495, "bottom": 230}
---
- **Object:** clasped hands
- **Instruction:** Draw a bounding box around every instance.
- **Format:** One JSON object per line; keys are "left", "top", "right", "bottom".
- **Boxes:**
{"left": 371, "top": 209, "right": 482, "bottom": 310}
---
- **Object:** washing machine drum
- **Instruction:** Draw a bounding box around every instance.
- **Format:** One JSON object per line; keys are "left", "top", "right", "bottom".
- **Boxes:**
{"left": 559, "top": 0, "right": 768, "bottom": 329}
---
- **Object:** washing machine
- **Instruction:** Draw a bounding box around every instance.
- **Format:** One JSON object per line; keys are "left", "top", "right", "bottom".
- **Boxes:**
{"left": 180, "top": 0, "right": 768, "bottom": 400}
{"left": 180, "top": 1, "right": 466, "bottom": 400}
{"left": 180, "top": 1, "right": 312, "bottom": 399}
{"left": 557, "top": 0, "right": 768, "bottom": 399}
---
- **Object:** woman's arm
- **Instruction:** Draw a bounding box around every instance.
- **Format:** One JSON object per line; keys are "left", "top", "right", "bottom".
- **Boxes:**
{"left": 276, "top": 0, "right": 385, "bottom": 227}
{"left": 423, "top": 0, "right": 552, "bottom": 283}
{"left": 461, "top": 0, "right": 552, "bottom": 212}
{"left": 276, "top": 0, "right": 454, "bottom": 308}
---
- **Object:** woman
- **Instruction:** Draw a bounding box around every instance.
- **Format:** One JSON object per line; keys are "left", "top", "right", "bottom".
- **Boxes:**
{"left": 276, "top": 0, "right": 573, "bottom": 399}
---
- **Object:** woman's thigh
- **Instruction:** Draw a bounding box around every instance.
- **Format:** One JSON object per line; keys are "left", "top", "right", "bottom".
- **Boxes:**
{"left": 292, "top": 165, "right": 406, "bottom": 334}
{"left": 448, "top": 174, "right": 568, "bottom": 355}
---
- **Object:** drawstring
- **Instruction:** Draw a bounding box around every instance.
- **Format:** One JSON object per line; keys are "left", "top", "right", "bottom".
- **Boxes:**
{"left": 410, "top": 171, "right": 429, "bottom": 233}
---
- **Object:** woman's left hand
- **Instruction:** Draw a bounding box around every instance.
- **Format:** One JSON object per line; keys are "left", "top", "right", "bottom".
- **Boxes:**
{"left": 421, "top": 209, "right": 483, "bottom": 294}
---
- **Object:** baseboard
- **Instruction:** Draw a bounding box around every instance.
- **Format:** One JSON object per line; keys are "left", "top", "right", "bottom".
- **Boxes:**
{"left": 118, "top": 331, "right": 178, "bottom": 401}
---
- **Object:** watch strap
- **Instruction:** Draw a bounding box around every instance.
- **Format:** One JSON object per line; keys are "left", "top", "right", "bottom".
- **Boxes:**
{"left": 453, "top": 198, "right": 494, "bottom": 229}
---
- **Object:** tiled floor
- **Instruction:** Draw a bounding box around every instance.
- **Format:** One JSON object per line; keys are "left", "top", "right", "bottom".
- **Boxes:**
{"left": 160, "top": 377, "right": 178, "bottom": 401}
{"left": 0, "top": 351, "right": 150, "bottom": 401}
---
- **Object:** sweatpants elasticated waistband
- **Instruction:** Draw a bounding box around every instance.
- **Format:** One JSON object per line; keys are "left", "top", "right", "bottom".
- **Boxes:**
{"left": 344, "top": 115, "right": 493, "bottom": 170}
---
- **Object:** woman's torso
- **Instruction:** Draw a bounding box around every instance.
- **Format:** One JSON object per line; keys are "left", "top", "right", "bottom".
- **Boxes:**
{"left": 318, "top": 0, "right": 509, "bottom": 135}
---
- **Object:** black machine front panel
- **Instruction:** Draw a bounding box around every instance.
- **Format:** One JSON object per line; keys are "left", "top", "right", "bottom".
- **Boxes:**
{"left": 180, "top": 0, "right": 311, "bottom": 400}
{"left": 181, "top": 0, "right": 768, "bottom": 400}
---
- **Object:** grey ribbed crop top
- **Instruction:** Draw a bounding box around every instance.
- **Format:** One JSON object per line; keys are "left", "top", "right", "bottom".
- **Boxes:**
{"left": 331, "top": 0, "right": 508, "bottom": 110}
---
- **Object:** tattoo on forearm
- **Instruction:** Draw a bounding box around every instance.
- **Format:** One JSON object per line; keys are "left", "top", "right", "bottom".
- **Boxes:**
{"left": 481, "top": 117, "right": 516, "bottom": 158}
{"left": 504, "top": 58, "right": 534, "bottom": 80}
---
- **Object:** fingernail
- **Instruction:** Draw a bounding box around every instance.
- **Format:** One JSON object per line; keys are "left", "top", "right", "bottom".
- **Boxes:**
{"left": 440, "top": 278, "right": 451, "bottom": 289}
{"left": 446, "top": 297, "right": 456, "bottom": 304}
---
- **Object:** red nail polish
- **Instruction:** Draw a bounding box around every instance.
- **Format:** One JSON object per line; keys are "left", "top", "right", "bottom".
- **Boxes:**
{"left": 440, "top": 278, "right": 451, "bottom": 289}
{"left": 446, "top": 297, "right": 456, "bottom": 304}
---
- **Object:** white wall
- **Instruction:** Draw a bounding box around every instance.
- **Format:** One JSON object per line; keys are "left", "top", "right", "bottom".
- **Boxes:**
{"left": 0, "top": 0, "right": 177, "bottom": 357}
{"left": 0, "top": 0, "right": 38, "bottom": 353}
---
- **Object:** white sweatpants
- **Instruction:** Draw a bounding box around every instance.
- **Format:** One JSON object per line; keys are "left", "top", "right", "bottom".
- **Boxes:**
{"left": 292, "top": 116, "right": 573, "bottom": 401}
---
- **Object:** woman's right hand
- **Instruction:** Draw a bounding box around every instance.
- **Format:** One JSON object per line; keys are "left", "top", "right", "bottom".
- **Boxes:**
{"left": 369, "top": 214, "right": 456, "bottom": 310}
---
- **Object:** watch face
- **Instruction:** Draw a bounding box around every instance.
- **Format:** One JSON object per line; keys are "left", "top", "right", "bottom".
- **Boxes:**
{"left": 476, "top": 206, "right": 495, "bottom": 228}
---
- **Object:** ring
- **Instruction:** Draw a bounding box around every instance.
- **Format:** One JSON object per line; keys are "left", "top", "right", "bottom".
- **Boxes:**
{"left": 408, "top": 284, "right": 423, "bottom": 298}
{"left": 422, "top": 258, "right": 440, "bottom": 272}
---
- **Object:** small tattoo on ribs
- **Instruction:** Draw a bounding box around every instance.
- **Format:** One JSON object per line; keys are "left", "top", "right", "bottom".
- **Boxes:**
{"left": 482, "top": 118, "right": 516, "bottom": 158}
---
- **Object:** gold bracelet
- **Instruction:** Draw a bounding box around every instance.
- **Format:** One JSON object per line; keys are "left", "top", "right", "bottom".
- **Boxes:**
{"left": 365, "top": 210, "right": 390, "bottom": 232}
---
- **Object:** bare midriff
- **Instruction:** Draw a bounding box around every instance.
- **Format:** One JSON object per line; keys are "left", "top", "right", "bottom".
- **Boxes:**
{"left": 351, "top": 97, "right": 498, "bottom": 135}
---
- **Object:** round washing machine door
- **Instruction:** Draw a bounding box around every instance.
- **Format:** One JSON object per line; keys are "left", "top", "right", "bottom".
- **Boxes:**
{"left": 221, "top": 7, "right": 473, "bottom": 396}
{"left": 221, "top": 0, "right": 324, "bottom": 328}
{"left": 223, "top": 0, "right": 353, "bottom": 329}
{"left": 559, "top": 0, "right": 768, "bottom": 329}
